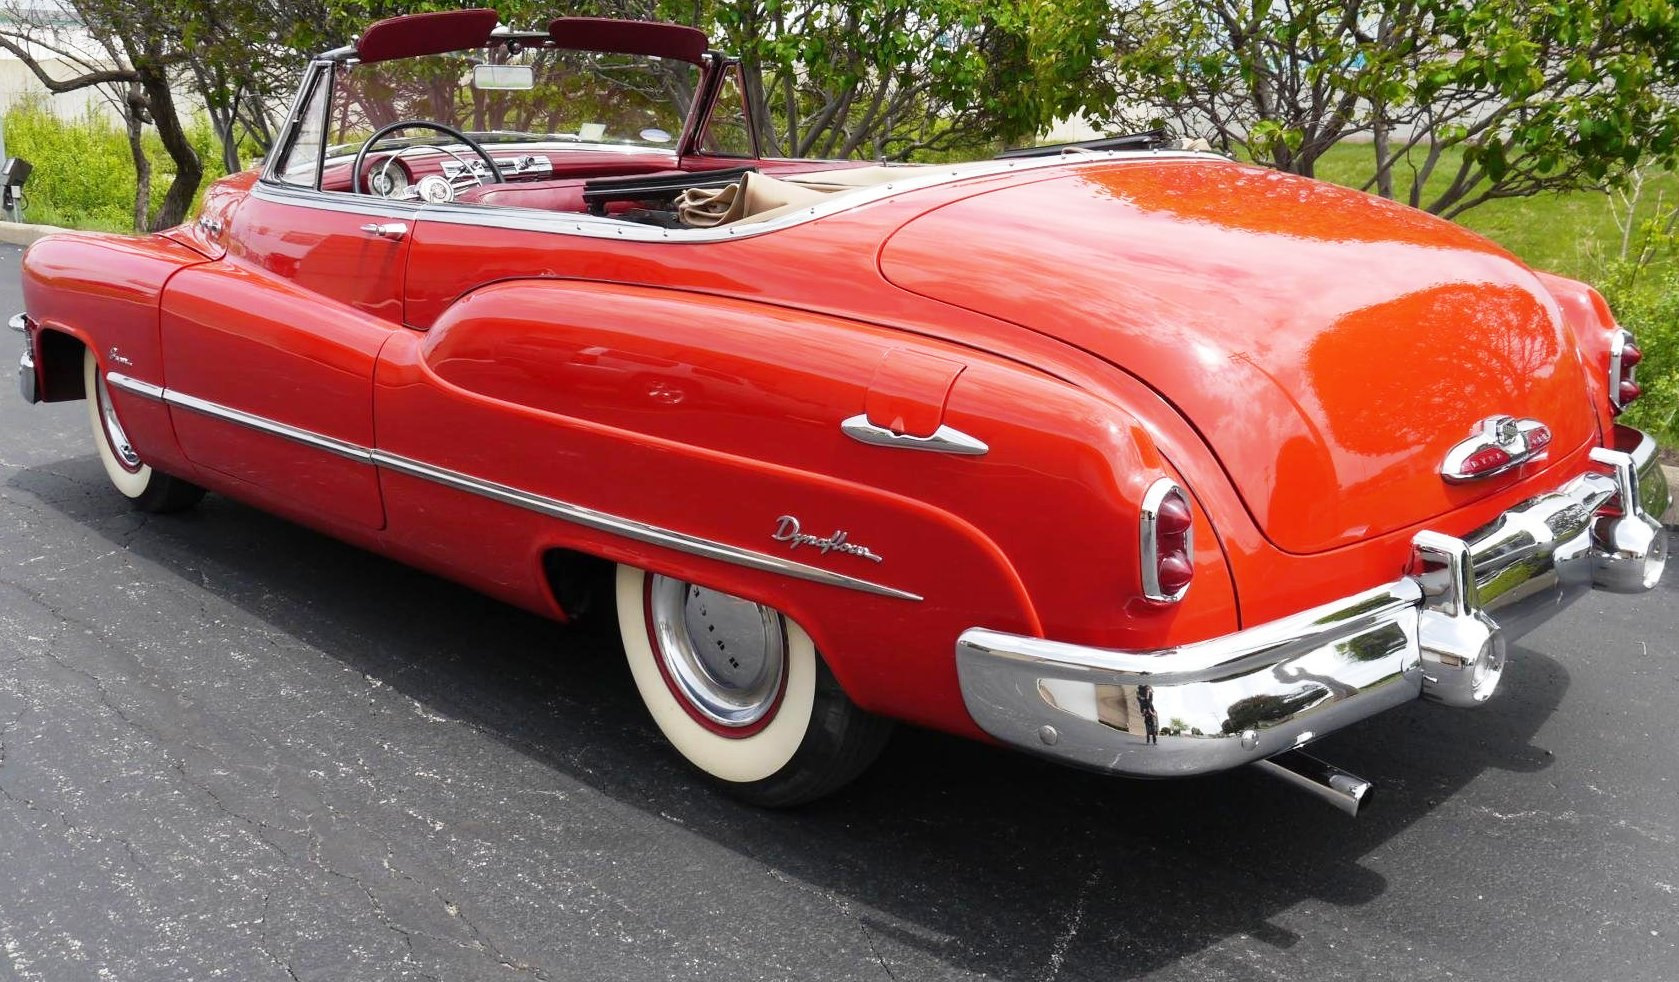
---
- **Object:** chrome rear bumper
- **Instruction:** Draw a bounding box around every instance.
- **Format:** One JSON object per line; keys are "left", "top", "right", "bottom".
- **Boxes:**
{"left": 956, "top": 426, "right": 1670, "bottom": 777}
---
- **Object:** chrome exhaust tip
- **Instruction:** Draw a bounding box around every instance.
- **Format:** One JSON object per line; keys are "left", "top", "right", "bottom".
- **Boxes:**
{"left": 1253, "top": 749, "right": 1374, "bottom": 817}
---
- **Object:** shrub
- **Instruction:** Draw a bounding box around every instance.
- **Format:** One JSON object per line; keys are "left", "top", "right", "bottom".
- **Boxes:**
{"left": 1608, "top": 275, "right": 1679, "bottom": 446}
{"left": 3, "top": 95, "right": 226, "bottom": 232}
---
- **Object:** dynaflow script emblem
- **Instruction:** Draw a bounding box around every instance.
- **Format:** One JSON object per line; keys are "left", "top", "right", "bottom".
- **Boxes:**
{"left": 772, "top": 515, "right": 883, "bottom": 563}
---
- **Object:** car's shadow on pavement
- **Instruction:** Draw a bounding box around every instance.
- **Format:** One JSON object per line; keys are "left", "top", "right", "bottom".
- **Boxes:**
{"left": 11, "top": 458, "right": 1570, "bottom": 980}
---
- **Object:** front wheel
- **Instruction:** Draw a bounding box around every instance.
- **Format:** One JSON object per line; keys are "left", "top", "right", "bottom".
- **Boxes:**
{"left": 84, "top": 349, "right": 205, "bottom": 513}
{"left": 616, "top": 564, "right": 892, "bottom": 806}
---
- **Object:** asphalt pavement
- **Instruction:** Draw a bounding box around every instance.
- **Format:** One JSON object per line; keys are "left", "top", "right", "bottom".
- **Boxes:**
{"left": 1, "top": 242, "right": 1676, "bottom": 981}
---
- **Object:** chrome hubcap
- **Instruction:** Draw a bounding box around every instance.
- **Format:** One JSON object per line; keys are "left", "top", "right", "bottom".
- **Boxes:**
{"left": 648, "top": 575, "right": 786, "bottom": 728}
{"left": 95, "top": 372, "right": 142, "bottom": 472}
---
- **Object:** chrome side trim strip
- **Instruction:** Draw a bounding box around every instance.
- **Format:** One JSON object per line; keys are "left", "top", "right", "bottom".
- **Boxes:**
{"left": 105, "top": 372, "right": 165, "bottom": 402}
{"left": 166, "top": 389, "right": 375, "bottom": 463}
{"left": 839, "top": 414, "right": 988, "bottom": 456}
{"left": 103, "top": 372, "right": 921, "bottom": 602}
{"left": 251, "top": 149, "right": 1230, "bottom": 245}
{"left": 111, "top": 372, "right": 376, "bottom": 464}
{"left": 372, "top": 451, "right": 921, "bottom": 601}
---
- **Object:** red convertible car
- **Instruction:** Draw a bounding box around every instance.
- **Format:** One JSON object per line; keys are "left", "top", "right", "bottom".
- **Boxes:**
{"left": 13, "top": 11, "right": 1669, "bottom": 812}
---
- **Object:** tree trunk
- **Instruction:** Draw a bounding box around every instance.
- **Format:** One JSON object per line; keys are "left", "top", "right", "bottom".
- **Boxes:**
{"left": 1373, "top": 118, "right": 1394, "bottom": 200}
{"left": 123, "top": 82, "right": 151, "bottom": 233}
{"left": 138, "top": 63, "right": 203, "bottom": 230}
{"left": 210, "top": 95, "right": 242, "bottom": 173}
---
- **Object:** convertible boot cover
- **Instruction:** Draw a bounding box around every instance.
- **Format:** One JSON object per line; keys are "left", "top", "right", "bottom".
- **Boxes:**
{"left": 677, "top": 165, "right": 923, "bottom": 227}
{"left": 677, "top": 172, "right": 828, "bottom": 227}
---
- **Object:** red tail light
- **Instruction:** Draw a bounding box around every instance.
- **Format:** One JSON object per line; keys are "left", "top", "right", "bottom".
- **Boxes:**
{"left": 1156, "top": 551, "right": 1194, "bottom": 597}
{"left": 1459, "top": 445, "right": 1513, "bottom": 477}
{"left": 1155, "top": 493, "right": 1192, "bottom": 535}
{"left": 1610, "top": 329, "right": 1642, "bottom": 415}
{"left": 1142, "top": 479, "right": 1194, "bottom": 603}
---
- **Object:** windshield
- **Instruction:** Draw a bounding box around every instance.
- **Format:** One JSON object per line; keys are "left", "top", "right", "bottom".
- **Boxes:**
{"left": 323, "top": 44, "right": 700, "bottom": 161}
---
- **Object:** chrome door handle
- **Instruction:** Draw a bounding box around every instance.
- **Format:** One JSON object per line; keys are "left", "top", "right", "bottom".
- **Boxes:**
{"left": 840, "top": 414, "right": 988, "bottom": 456}
{"left": 359, "top": 222, "right": 408, "bottom": 240}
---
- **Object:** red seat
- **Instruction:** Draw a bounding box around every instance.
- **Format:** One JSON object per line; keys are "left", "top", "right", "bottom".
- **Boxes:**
{"left": 457, "top": 169, "right": 696, "bottom": 213}
{"left": 456, "top": 178, "right": 590, "bottom": 212}
{"left": 454, "top": 162, "right": 864, "bottom": 214}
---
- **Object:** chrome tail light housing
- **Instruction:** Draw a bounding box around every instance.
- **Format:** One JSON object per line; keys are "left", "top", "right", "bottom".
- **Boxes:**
{"left": 1609, "top": 328, "right": 1643, "bottom": 414}
{"left": 1141, "top": 478, "right": 1194, "bottom": 602}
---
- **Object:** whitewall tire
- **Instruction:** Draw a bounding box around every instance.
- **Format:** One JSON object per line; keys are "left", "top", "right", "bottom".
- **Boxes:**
{"left": 615, "top": 564, "right": 892, "bottom": 806}
{"left": 84, "top": 349, "right": 205, "bottom": 513}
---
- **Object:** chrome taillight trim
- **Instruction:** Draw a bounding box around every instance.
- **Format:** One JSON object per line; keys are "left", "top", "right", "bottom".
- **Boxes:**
{"left": 1609, "top": 327, "right": 1637, "bottom": 411}
{"left": 1140, "top": 477, "right": 1192, "bottom": 603}
{"left": 1439, "top": 415, "right": 1552, "bottom": 483}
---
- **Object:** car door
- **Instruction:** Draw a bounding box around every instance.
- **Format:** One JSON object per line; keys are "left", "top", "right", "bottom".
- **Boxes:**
{"left": 158, "top": 191, "right": 410, "bottom": 531}
{"left": 156, "top": 67, "right": 408, "bottom": 531}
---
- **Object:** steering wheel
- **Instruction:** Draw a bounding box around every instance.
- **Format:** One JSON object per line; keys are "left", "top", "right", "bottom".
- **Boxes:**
{"left": 350, "top": 120, "right": 504, "bottom": 199}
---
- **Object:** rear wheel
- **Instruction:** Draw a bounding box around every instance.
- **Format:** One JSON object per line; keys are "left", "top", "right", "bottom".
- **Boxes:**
{"left": 84, "top": 349, "right": 205, "bottom": 513}
{"left": 615, "top": 564, "right": 892, "bottom": 806}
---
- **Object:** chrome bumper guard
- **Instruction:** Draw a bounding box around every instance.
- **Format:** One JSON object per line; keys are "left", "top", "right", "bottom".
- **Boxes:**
{"left": 12, "top": 312, "right": 36, "bottom": 404}
{"left": 956, "top": 427, "right": 1670, "bottom": 778}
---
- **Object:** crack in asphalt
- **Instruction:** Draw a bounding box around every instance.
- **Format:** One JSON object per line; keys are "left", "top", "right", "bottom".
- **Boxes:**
{"left": 1041, "top": 869, "right": 1100, "bottom": 982}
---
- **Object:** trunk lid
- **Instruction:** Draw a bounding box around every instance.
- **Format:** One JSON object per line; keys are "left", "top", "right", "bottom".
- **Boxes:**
{"left": 880, "top": 159, "right": 1598, "bottom": 554}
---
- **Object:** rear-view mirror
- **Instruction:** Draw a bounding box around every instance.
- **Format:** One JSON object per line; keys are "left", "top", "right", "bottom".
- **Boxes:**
{"left": 473, "top": 64, "right": 534, "bottom": 90}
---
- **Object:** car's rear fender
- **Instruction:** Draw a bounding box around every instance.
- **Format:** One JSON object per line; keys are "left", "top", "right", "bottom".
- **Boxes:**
{"left": 370, "top": 279, "right": 1241, "bottom": 736}
{"left": 1534, "top": 271, "right": 1622, "bottom": 437}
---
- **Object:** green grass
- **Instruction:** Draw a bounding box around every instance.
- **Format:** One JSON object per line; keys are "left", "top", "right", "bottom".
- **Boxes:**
{"left": 1312, "top": 142, "right": 1679, "bottom": 283}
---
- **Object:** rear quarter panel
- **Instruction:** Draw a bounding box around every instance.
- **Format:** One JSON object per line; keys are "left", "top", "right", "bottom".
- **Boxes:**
{"left": 373, "top": 279, "right": 1239, "bottom": 736}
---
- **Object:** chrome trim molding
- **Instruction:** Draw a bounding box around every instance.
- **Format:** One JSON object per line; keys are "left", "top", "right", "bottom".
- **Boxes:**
{"left": 104, "top": 372, "right": 165, "bottom": 402}
{"left": 105, "top": 372, "right": 921, "bottom": 602}
{"left": 372, "top": 450, "right": 919, "bottom": 601}
{"left": 957, "top": 427, "right": 1670, "bottom": 778}
{"left": 171, "top": 389, "right": 375, "bottom": 464}
{"left": 8, "top": 312, "right": 26, "bottom": 334}
{"left": 839, "top": 414, "right": 988, "bottom": 456}
{"left": 251, "top": 149, "right": 1230, "bottom": 245}
{"left": 110, "top": 372, "right": 371, "bottom": 463}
